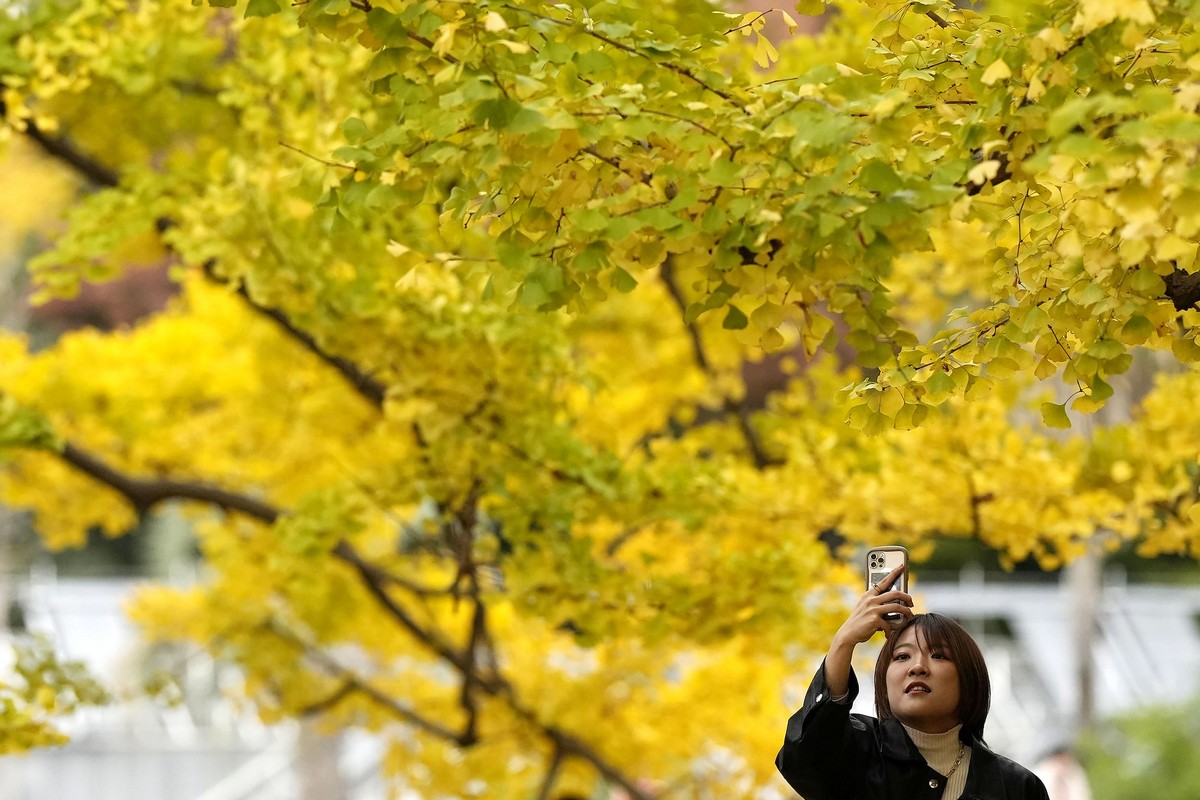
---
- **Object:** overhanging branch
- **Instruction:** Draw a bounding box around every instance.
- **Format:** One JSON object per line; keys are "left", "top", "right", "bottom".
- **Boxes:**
{"left": 53, "top": 440, "right": 494, "bottom": 723}
{"left": 23, "top": 121, "right": 120, "bottom": 188}
{"left": 60, "top": 441, "right": 281, "bottom": 523}
{"left": 16, "top": 123, "right": 389, "bottom": 411}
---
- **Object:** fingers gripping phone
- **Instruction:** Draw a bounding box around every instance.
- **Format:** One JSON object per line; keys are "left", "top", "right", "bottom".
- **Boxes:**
{"left": 866, "top": 545, "right": 909, "bottom": 622}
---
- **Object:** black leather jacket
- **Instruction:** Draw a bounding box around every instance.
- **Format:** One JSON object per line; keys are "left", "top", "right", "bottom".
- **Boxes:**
{"left": 776, "top": 661, "right": 1050, "bottom": 800}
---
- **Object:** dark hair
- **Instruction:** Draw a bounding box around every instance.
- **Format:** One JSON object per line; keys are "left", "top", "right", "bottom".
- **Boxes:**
{"left": 873, "top": 612, "right": 990, "bottom": 741}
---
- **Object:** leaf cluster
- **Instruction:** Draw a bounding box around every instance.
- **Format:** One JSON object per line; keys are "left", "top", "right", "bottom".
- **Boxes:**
{"left": 0, "top": 635, "right": 109, "bottom": 754}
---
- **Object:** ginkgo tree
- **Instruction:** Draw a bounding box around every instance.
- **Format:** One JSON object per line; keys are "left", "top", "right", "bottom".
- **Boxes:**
{"left": 1, "top": 0, "right": 1199, "bottom": 795}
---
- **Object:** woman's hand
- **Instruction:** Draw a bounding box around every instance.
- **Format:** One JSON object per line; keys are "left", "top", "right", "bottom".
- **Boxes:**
{"left": 833, "top": 564, "right": 914, "bottom": 647}
{"left": 821, "top": 565, "right": 913, "bottom": 698}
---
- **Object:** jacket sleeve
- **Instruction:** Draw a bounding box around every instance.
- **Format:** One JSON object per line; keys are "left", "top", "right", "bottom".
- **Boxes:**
{"left": 775, "top": 659, "right": 869, "bottom": 800}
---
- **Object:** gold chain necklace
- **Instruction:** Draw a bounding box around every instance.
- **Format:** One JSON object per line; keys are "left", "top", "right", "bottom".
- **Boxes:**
{"left": 944, "top": 741, "right": 966, "bottom": 780}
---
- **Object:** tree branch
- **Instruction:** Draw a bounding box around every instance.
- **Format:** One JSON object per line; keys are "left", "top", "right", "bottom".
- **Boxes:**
{"left": 535, "top": 744, "right": 566, "bottom": 800}
{"left": 52, "top": 440, "right": 488, "bottom": 724}
{"left": 332, "top": 540, "right": 494, "bottom": 689}
{"left": 659, "top": 257, "right": 781, "bottom": 469}
{"left": 14, "top": 123, "right": 389, "bottom": 411}
{"left": 54, "top": 440, "right": 487, "bottom": 743}
{"left": 451, "top": 486, "right": 485, "bottom": 746}
{"left": 23, "top": 121, "right": 120, "bottom": 188}
{"left": 297, "top": 679, "right": 356, "bottom": 716}
{"left": 59, "top": 441, "right": 281, "bottom": 523}
{"left": 280, "top": 628, "right": 470, "bottom": 743}
{"left": 542, "top": 724, "right": 656, "bottom": 800}
{"left": 200, "top": 262, "right": 387, "bottom": 408}
{"left": 50, "top": 430, "right": 656, "bottom": 797}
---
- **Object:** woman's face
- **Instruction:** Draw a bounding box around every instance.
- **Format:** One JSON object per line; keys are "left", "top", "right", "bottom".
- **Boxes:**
{"left": 885, "top": 624, "right": 961, "bottom": 734}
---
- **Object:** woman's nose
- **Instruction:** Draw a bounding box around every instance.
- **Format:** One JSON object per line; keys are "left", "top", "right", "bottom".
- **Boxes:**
{"left": 908, "top": 660, "right": 928, "bottom": 675}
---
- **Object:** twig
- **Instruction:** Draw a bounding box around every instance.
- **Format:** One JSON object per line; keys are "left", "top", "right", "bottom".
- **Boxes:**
{"left": 280, "top": 627, "right": 469, "bottom": 742}
{"left": 503, "top": 4, "right": 744, "bottom": 111}
{"left": 582, "top": 146, "right": 651, "bottom": 186}
{"left": 280, "top": 141, "right": 355, "bottom": 170}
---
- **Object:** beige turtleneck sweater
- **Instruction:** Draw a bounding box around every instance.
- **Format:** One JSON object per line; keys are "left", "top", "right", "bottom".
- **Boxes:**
{"left": 902, "top": 723, "right": 972, "bottom": 800}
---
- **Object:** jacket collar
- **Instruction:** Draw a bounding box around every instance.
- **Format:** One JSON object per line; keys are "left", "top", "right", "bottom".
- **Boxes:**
{"left": 881, "top": 719, "right": 1007, "bottom": 799}
{"left": 880, "top": 718, "right": 924, "bottom": 762}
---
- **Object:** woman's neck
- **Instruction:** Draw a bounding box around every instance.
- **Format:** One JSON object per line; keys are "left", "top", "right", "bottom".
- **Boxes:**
{"left": 902, "top": 723, "right": 964, "bottom": 769}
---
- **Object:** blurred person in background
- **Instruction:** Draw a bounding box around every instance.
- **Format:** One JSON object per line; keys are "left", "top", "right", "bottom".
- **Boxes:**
{"left": 1033, "top": 744, "right": 1093, "bottom": 800}
{"left": 776, "top": 564, "right": 1049, "bottom": 800}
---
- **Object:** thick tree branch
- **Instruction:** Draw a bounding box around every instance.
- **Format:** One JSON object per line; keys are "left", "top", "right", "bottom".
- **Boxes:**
{"left": 451, "top": 486, "right": 485, "bottom": 746}
{"left": 23, "top": 121, "right": 120, "bottom": 188}
{"left": 52, "top": 416, "right": 654, "bottom": 797}
{"left": 12, "top": 122, "right": 389, "bottom": 410}
{"left": 297, "top": 680, "right": 356, "bottom": 716}
{"left": 54, "top": 440, "right": 486, "bottom": 693}
{"left": 372, "top": 567, "right": 458, "bottom": 598}
{"left": 456, "top": 599, "right": 484, "bottom": 746}
{"left": 56, "top": 442, "right": 472, "bottom": 663}
{"left": 59, "top": 441, "right": 281, "bottom": 523}
{"left": 55, "top": 441, "right": 489, "bottom": 737}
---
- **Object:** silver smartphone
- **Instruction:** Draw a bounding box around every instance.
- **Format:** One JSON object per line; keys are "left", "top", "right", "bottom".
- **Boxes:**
{"left": 866, "top": 545, "right": 909, "bottom": 593}
{"left": 866, "top": 545, "right": 909, "bottom": 622}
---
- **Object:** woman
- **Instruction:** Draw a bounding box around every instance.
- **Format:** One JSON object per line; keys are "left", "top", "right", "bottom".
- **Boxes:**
{"left": 776, "top": 565, "right": 1049, "bottom": 800}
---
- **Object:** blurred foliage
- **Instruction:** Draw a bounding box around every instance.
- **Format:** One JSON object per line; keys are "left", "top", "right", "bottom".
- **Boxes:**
{"left": 0, "top": 635, "right": 109, "bottom": 754}
{"left": 1079, "top": 696, "right": 1200, "bottom": 800}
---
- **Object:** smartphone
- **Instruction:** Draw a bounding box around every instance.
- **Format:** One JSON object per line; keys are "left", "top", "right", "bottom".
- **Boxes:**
{"left": 866, "top": 545, "right": 909, "bottom": 622}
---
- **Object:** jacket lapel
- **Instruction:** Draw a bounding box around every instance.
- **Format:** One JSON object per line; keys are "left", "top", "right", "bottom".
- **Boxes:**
{"left": 959, "top": 734, "right": 1004, "bottom": 799}
{"left": 880, "top": 718, "right": 925, "bottom": 763}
